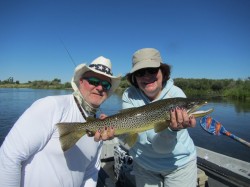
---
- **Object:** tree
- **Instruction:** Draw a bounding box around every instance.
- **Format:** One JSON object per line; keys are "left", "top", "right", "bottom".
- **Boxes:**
{"left": 51, "top": 78, "right": 61, "bottom": 85}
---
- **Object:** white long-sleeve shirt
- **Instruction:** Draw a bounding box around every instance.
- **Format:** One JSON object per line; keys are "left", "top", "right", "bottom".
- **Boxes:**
{"left": 0, "top": 95, "right": 103, "bottom": 187}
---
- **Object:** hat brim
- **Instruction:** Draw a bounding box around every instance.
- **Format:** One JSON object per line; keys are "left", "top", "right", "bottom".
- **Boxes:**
{"left": 130, "top": 60, "right": 160, "bottom": 73}
{"left": 72, "top": 64, "right": 121, "bottom": 96}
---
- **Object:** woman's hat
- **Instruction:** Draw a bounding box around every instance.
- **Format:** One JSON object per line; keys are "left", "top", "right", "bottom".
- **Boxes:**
{"left": 72, "top": 56, "right": 121, "bottom": 95}
{"left": 130, "top": 48, "right": 162, "bottom": 73}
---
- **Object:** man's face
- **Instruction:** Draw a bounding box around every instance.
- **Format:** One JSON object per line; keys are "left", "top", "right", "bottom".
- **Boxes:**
{"left": 78, "top": 71, "right": 111, "bottom": 108}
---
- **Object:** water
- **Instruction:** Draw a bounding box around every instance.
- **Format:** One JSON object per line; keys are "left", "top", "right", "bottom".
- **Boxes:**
{"left": 0, "top": 88, "right": 73, "bottom": 144}
{"left": 0, "top": 88, "right": 249, "bottom": 162}
{"left": 188, "top": 98, "right": 250, "bottom": 163}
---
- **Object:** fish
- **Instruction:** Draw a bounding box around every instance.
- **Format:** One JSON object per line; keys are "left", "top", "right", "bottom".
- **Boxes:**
{"left": 57, "top": 97, "right": 213, "bottom": 151}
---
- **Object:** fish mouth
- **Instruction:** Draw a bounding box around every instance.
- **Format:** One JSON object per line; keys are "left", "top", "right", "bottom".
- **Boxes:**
{"left": 187, "top": 101, "right": 214, "bottom": 117}
{"left": 190, "top": 108, "right": 214, "bottom": 117}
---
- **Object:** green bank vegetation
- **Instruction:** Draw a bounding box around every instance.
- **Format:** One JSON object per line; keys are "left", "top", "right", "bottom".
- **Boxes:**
{"left": 1, "top": 77, "right": 250, "bottom": 100}
{"left": 174, "top": 78, "right": 250, "bottom": 99}
{"left": 0, "top": 78, "right": 71, "bottom": 90}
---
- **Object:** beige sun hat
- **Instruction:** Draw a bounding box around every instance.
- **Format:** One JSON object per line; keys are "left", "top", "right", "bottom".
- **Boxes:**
{"left": 71, "top": 56, "right": 121, "bottom": 96}
{"left": 130, "top": 48, "right": 162, "bottom": 73}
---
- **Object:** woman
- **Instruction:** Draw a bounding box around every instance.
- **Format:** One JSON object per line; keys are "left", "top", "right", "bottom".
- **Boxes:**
{"left": 122, "top": 48, "right": 197, "bottom": 187}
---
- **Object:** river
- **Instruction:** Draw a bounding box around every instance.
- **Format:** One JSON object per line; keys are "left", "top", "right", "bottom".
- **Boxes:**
{"left": 0, "top": 88, "right": 249, "bottom": 162}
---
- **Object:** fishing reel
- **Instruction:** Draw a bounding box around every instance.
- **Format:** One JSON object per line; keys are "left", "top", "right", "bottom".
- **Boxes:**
{"left": 113, "top": 145, "right": 133, "bottom": 182}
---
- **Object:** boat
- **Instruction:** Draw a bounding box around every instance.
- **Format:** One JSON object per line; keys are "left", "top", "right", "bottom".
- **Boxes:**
{"left": 97, "top": 138, "right": 250, "bottom": 187}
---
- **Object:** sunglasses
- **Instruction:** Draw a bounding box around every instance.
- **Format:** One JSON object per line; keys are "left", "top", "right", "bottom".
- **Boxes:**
{"left": 134, "top": 67, "right": 160, "bottom": 77}
{"left": 82, "top": 77, "right": 112, "bottom": 91}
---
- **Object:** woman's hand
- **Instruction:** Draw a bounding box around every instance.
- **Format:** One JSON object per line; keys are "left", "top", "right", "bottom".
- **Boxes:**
{"left": 94, "top": 114, "right": 115, "bottom": 141}
{"left": 169, "top": 107, "right": 196, "bottom": 131}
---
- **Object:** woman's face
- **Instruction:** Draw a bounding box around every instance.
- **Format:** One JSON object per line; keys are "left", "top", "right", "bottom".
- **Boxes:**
{"left": 135, "top": 68, "right": 163, "bottom": 101}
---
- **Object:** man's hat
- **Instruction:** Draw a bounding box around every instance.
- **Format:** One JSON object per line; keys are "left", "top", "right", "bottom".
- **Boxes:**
{"left": 72, "top": 56, "right": 121, "bottom": 95}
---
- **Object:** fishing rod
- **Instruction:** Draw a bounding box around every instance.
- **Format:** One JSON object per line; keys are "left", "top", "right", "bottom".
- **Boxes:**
{"left": 200, "top": 116, "right": 250, "bottom": 148}
{"left": 59, "top": 39, "right": 107, "bottom": 115}
{"left": 60, "top": 38, "right": 77, "bottom": 67}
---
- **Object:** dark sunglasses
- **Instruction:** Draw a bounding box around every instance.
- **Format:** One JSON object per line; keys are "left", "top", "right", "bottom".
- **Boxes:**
{"left": 82, "top": 77, "right": 112, "bottom": 91}
{"left": 134, "top": 67, "right": 160, "bottom": 77}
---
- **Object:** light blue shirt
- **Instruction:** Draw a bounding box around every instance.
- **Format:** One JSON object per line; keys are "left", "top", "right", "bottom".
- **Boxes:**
{"left": 122, "top": 79, "right": 196, "bottom": 172}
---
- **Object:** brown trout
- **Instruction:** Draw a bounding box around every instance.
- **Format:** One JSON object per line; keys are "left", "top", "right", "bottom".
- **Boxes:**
{"left": 57, "top": 97, "right": 213, "bottom": 151}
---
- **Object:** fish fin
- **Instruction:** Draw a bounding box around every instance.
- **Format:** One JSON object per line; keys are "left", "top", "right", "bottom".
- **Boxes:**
{"left": 86, "top": 129, "right": 95, "bottom": 137}
{"left": 123, "top": 133, "right": 138, "bottom": 147}
{"left": 154, "top": 121, "right": 170, "bottom": 133}
{"left": 57, "top": 123, "right": 86, "bottom": 152}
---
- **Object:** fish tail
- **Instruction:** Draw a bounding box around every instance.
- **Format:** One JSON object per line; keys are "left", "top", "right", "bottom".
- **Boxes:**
{"left": 57, "top": 123, "right": 85, "bottom": 151}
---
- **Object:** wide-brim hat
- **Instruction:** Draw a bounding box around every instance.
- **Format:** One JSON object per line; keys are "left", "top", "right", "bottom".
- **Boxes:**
{"left": 130, "top": 48, "right": 162, "bottom": 73}
{"left": 71, "top": 56, "right": 121, "bottom": 96}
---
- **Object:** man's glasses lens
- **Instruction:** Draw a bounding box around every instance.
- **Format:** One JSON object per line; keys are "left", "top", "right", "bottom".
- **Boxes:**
{"left": 134, "top": 68, "right": 159, "bottom": 77}
{"left": 83, "top": 77, "right": 112, "bottom": 90}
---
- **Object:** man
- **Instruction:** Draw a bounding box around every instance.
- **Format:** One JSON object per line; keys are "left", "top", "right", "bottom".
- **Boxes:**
{"left": 0, "top": 56, "right": 121, "bottom": 187}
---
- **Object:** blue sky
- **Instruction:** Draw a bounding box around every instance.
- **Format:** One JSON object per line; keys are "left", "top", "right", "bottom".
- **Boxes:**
{"left": 1, "top": 0, "right": 250, "bottom": 83}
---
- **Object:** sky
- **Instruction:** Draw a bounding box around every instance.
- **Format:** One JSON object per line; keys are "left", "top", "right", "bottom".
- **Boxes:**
{"left": 1, "top": 0, "right": 250, "bottom": 83}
